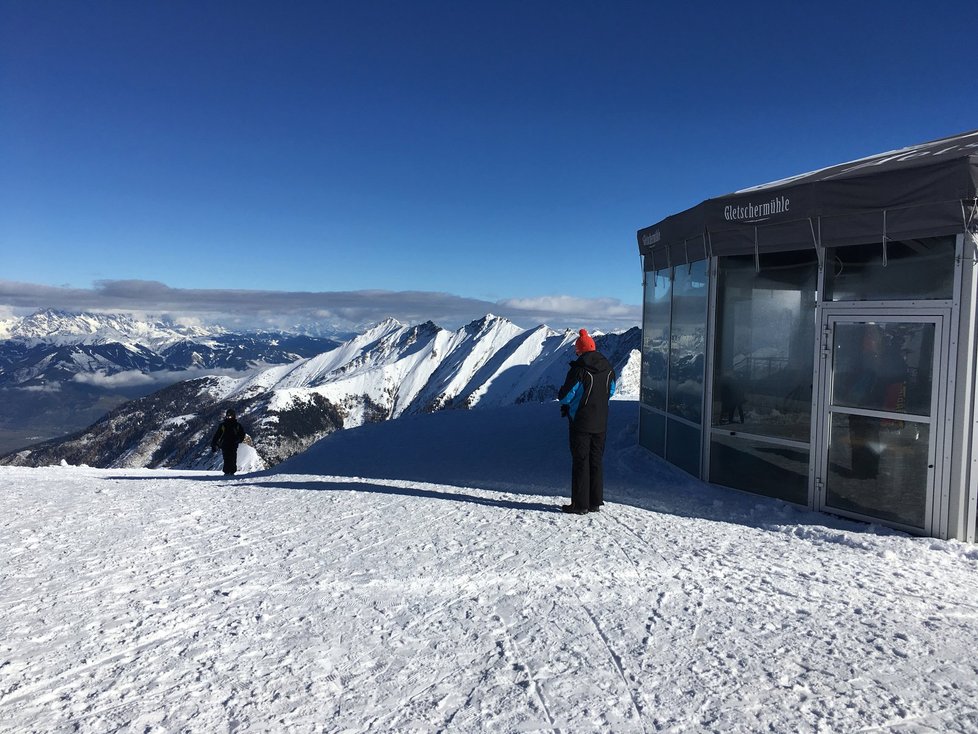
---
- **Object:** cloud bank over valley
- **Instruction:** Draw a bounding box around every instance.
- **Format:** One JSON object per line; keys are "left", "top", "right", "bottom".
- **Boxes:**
{"left": 0, "top": 280, "right": 640, "bottom": 333}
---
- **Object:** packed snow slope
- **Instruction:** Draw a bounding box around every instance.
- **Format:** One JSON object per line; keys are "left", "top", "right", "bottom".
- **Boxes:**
{"left": 2, "top": 402, "right": 978, "bottom": 733}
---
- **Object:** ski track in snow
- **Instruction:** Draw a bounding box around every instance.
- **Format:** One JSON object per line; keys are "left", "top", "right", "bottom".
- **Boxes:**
{"left": 3, "top": 405, "right": 978, "bottom": 732}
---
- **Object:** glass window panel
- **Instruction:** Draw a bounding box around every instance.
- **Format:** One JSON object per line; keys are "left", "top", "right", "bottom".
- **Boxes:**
{"left": 639, "top": 407, "right": 665, "bottom": 458}
{"left": 668, "top": 261, "right": 708, "bottom": 423}
{"left": 710, "top": 434, "right": 809, "bottom": 504}
{"left": 641, "top": 270, "right": 671, "bottom": 410}
{"left": 826, "top": 413, "right": 929, "bottom": 528}
{"left": 825, "top": 237, "right": 955, "bottom": 301}
{"left": 666, "top": 418, "right": 700, "bottom": 477}
{"left": 832, "top": 322, "right": 935, "bottom": 417}
{"left": 712, "top": 252, "right": 817, "bottom": 442}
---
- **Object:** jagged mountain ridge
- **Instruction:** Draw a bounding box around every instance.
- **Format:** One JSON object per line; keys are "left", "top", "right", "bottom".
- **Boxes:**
{"left": 1, "top": 315, "right": 641, "bottom": 470}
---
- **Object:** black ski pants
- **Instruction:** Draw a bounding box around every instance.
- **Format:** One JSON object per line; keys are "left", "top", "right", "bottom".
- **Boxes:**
{"left": 569, "top": 427, "right": 605, "bottom": 509}
{"left": 221, "top": 446, "right": 237, "bottom": 475}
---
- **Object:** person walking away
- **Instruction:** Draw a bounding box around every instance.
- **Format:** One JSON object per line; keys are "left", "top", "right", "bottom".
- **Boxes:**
{"left": 211, "top": 408, "right": 246, "bottom": 476}
{"left": 558, "top": 329, "right": 616, "bottom": 514}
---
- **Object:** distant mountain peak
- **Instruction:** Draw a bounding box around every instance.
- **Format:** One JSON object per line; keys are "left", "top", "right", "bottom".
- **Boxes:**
{"left": 374, "top": 316, "right": 404, "bottom": 328}
{"left": 463, "top": 313, "right": 515, "bottom": 334}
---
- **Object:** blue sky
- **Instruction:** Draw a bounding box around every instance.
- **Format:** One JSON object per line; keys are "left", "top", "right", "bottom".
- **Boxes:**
{"left": 2, "top": 0, "right": 977, "bottom": 331}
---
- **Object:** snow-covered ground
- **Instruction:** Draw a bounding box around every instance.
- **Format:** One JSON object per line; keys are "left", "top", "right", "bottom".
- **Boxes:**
{"left": 2, "top": 401, "right": 978, "bottom": 733}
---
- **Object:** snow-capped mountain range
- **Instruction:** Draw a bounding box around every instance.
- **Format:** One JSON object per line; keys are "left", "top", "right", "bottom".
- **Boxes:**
{"left": 0, "top": 309, "right": 341, "bottom": 452}
{"left": 0, "top": 309, "right": 214, "bottom": 347}
{"left": 0, "top": 309, "right": 343, "bottom": 382}
{"left": 1, "top": 314, "right": 641, "bottom": 470}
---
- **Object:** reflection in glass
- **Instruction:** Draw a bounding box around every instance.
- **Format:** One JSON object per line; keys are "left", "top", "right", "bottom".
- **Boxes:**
{"left": 710, "top": 434, "right": 808, "bottom": 504}
{"left": 639, "top": 406, "right": 665, "bottom": 458}
{"left": 641, "top": 270, "right": 671, "bottom": 410}
{"left": 826, "top": 414, "right": 929, "bottom": 528}
{"left": 712, "top": 252, "right": 817, "bottom": 442}
{"left": 666, "top": 419, "right": 700, "bottom": 477}
{"left": 825, "top": 237, "right": 955, "bottom": 301}
{"left": 668, "top": 261, "right": 708, "bottom": 423}
{"left": 832, "top": 322, "right": 934, "bottom": 417}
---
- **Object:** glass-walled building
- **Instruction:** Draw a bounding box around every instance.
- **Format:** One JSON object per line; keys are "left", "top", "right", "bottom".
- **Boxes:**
{"left": 636, "top": 130, "right": 978, "bottom": 542}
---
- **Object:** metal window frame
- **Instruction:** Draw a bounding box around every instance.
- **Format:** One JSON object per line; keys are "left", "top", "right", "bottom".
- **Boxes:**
{"left": 953, "top": 232, "right": 978, "bottom": 543}
{"left": 701, "top": 255, "right": 719, "bottom": 478}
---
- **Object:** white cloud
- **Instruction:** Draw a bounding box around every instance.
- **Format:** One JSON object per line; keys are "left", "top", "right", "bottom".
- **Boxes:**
{"left": 72, "top": 370, "right": 158, "bottom": 388}
{"left": 0, "top": 280, "right": 640, "bottom": 332}
{"left": 498, "top": 295, "right": 639, "bottom": 322}
{"left": 71, "top": 366, "right": 255, "bottom": 390}
{"left": 19, "top": 382, "right": 62, "bottom": 393}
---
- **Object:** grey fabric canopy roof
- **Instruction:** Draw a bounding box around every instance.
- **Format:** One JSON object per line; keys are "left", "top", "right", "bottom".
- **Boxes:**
{"left": 637, "top": 129, "right": 978, "bottom": 271}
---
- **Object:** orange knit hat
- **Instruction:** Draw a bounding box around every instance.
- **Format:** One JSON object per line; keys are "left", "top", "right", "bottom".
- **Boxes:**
{"left": 575, "top": 329, "right": 596, "bottom": 354}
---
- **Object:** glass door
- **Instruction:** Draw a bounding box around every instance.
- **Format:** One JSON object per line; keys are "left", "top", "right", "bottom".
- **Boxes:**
{"left": 816, "top": 313, "right": 945, "bottom": 532}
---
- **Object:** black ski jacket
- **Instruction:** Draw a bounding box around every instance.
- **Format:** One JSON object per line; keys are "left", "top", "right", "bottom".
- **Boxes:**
{"left": 558, "top": 350, "right": 617, "bottom": 433}
{"left": 212, "top": 418, "right": 246, "bottom": 453}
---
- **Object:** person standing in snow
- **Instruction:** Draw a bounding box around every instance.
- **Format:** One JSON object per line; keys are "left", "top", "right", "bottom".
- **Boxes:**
{"left": 211, "top": 408, "right": 246, "bottom": 476}
{"left": 558, "top": 329, "right": 616, "bottom": 514}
